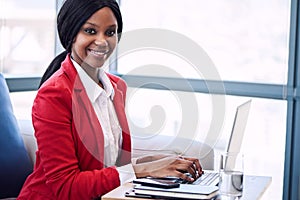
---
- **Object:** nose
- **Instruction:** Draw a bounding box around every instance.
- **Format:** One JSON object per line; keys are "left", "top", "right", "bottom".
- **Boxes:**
{"left": 94, "top": 34, "right": 108, "bottom": 47}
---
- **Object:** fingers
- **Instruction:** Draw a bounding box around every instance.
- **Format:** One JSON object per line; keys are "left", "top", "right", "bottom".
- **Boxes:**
{"left": 134, "top": 155, "right": 203, "bottom": 182}
{"left": 182, "top": 156, "right": 203, "bottom": 174}
{"left": 175, "top": 171, "right": 195, "bottom": 182}
{"left": 176, "top": 156, "right": 203, "bottom": 181}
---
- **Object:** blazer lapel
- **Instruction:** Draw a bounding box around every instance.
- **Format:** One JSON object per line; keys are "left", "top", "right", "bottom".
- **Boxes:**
{"left": 62, "top": 57, "right": 105, "bottom": 164}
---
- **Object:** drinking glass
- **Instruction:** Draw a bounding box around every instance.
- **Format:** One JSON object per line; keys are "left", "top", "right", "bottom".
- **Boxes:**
{"left": 218, "top": 152, "right": 244, "bottom": 197}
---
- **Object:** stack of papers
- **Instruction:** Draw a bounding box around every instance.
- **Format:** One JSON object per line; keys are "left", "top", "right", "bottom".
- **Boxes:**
{"left": 129, "top": 184, "right": 219, "bottom": 199}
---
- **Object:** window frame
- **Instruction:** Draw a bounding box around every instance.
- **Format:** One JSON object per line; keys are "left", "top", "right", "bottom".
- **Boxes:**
{"left": 283, "top": 0, "right": 300, "bottom": 199}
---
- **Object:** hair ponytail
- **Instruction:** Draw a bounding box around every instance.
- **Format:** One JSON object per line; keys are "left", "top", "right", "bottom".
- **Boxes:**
{"left": 39, "top": 51, "right": 68, "bottom": 87}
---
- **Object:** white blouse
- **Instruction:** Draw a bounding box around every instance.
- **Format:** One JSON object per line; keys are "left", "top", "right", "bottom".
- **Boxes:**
{"left": 72, "top": 59, "right": 135, "bottom": 184}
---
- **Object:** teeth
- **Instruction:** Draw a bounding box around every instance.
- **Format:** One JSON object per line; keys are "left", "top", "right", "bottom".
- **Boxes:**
{"left": 90, "top": 49, "right": 109, "bottom": 55}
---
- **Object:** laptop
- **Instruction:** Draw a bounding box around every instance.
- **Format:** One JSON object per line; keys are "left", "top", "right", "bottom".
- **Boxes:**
{"left": 128, "top": 100, "right": 252, "bottom": 199}
{"left": 132, "top": 100, "right": 252, "bottom": 188}
{"left": 181, "top": 99, "right": 252, "bottom": 186}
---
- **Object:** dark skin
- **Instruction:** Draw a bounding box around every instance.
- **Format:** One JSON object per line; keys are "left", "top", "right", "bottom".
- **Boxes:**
{"left": 71, "top": 7, "right": 117, "bottom": 84}
{"left": 71, "top": 7, "right": 203, "bottom": 182}
{"left": 134, "top": 154, "right": 203, "bottom": 182}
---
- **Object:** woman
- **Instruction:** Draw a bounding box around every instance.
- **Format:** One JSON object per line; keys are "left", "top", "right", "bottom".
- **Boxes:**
{"left": 18, "top": 0, "right": 202, "bottom": 199}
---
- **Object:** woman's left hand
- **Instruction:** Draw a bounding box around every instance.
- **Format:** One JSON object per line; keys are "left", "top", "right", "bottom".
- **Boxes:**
{"left": 133, "top": 155, "right": 203, "bottom": 182}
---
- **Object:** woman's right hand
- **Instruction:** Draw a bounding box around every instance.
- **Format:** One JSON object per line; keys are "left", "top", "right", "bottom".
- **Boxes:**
{"left": 132, "top": 155, "right": 203, "bottom": 182}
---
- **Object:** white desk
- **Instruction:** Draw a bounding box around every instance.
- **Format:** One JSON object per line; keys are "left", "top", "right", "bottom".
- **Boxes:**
{"left": 102, "top": 175, "right": 272, "bottom": 200}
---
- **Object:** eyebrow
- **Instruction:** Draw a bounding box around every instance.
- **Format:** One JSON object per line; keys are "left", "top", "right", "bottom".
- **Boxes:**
{"left": 84, "top": 21, "right": 117, "bottom": 29}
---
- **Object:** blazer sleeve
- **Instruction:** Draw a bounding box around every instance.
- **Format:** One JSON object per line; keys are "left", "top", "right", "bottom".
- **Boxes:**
{"left": 32, "top": 77, "right": 120, "bottom": 200}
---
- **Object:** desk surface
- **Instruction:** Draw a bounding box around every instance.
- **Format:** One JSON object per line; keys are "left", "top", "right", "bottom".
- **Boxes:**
{"left": 102, "top": 175, "right": 272, "bottom": 200}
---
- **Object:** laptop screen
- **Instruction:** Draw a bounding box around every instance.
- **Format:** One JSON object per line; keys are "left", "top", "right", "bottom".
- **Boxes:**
{"left": 223, "top": 100, "right": 251, "bottom": 170}
{"left": 226, "top": 100, "right": 252, "bottom": 153}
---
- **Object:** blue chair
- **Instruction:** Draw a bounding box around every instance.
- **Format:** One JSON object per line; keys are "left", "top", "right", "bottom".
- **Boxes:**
{"left": 0, "top": 74, "right": 32, "bottom": 198}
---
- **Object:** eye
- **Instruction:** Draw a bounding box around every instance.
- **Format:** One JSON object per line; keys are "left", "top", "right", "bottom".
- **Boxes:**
{"left": 84, "top": 28, "right": 97, "bottom": 35}
{"left": 106, "top": 29, "right": 116, "bottom": 37}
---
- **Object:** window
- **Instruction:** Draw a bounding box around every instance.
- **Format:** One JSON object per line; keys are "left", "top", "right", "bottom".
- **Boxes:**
{"left": 119, "top": 0, "right": 291, "bottom": 199}
{"left": 0, "top": 0, "right": 56, "bottom": 76}
{"left": 120, "top": 0, "right": 290, "bottom": 84}
{"left": 0, "top": 0, "right": 56, "bottom": 119}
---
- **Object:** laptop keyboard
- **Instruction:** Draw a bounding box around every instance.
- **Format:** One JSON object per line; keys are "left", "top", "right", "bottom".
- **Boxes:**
{"left": 176, "top": 172, "right": 219, "bottom": 186}
{"left": 192, "top": 172, "right": 219, "bottom": 185}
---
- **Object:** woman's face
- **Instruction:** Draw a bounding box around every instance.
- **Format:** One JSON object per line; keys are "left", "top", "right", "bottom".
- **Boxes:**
{"left": 71, "top": 7, "right": 118, "bottom": 70}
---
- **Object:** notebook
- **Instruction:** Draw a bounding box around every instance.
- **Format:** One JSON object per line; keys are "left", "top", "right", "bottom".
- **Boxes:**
{"left": 131, "top": 184, "right": 219, "bottom": 199}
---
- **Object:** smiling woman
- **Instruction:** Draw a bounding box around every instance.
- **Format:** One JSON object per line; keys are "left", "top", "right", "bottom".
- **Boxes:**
{"left": 71, "top": 7, "right": 118, "bottom": 83}
{"left": 39, "top": 0, "right": 123, "bottom": 86}
{"left": 2, "top": 0, "right": 298, "bottom": 200}
{"left": 16, "top": 0, "right": 204, "bottom": 199}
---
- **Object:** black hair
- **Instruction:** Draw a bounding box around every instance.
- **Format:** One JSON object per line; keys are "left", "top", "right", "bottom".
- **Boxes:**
{"left": 39, "top": 0, "right": 122, "bottom": 87}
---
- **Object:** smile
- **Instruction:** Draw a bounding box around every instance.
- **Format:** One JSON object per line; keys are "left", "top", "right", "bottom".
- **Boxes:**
{"left": 89, "top": 49, "right": 109, "bottom": 56}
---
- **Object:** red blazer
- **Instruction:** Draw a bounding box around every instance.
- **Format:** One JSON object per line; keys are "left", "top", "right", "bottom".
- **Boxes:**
{"left": 18, "top": 55, "right": 131, "bottom": 200}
